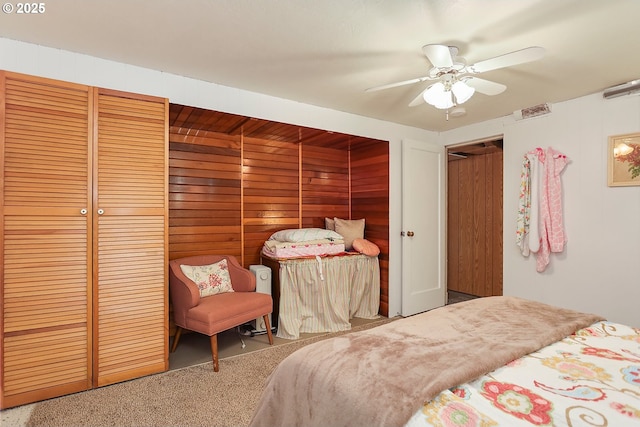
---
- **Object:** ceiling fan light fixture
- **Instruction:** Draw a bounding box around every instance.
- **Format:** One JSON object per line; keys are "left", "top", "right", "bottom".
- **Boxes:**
{"left": 423, "top": 82, "right": 454, "bottom": 109}
{"left": 451, "top": 80, "right": 475, "bottom": 104}
{"left": 423, "top": 82, "right": 444, "bottom": 105}
{"left": 367, "top": 44, "right": 546, "bottom": 117}
{"left": 435, "top": 92, "right": 454, "bottom": 109}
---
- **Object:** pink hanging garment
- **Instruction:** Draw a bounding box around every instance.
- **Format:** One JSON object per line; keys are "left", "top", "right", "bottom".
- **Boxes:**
{"left": 536, "top": 147, "right": 569, "bottom": 272}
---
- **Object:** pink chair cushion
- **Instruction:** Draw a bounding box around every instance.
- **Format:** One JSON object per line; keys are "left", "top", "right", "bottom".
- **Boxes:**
{"left": 185, "top": 291, "right": 273, "bottom": 336}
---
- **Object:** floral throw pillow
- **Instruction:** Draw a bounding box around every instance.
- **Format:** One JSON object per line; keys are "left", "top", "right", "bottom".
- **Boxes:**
{"left": 179, "top": 259, "right": 234, "bottom": 297}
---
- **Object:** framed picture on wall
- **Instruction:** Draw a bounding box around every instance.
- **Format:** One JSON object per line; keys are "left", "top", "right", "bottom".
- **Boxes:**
{"left": 608, "top": 132, "right": 640, "bottom": 187}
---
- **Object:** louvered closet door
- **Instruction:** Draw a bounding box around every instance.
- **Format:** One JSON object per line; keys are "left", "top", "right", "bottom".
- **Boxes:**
{"left": 1, "top": 72, "right": 92, "bottom": 409}
{"left": 93, "top": 89, "right": 168, "bottom": 386}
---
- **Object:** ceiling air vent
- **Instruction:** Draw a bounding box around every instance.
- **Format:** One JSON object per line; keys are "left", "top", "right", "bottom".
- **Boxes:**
{"left": 603, "top": 79, "right": 640, "bottom": 99}
{"left": 513, "top": 103, "right": 552, "bottom": 121}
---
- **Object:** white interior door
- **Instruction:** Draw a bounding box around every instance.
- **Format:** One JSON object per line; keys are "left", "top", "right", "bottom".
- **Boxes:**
{"left": 401, "top": 139, "right": 446, "bottom": 316}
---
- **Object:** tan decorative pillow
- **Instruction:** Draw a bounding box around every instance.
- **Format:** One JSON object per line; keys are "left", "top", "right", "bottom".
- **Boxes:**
{"left": 325, "top": 217, "right": 335, "bottom": 231}
{"left": 180, "top": 259, "right": 234, "bottom": 297}
{"left": 333, "top": 217, "right": 365, "bottom": 251}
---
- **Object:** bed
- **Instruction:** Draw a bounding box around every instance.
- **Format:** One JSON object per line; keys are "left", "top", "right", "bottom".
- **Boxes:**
{"left": 260, "top": 227, "right": 381, "bottom": 340}
{"left": 249, "top": 296, "right": 640, "bottom": 427}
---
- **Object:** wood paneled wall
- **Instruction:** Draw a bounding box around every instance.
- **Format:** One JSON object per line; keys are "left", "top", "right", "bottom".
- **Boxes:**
{"left": 243, "top": 137, "right": 300, "bottom": 266}
{"left": 447, "top": 149, "right": 503, "bottom": 297}
{"left": 169, "top": 128, "right": 242, "bottom": 260}
{"left": 301, "top": 144, "right": 350, "bottom": 228}
{"left": 168, "top": 110, "right": 390, "bottom": 316}
{"left": 351, "top": 143, "right": 390, "bottom": 315}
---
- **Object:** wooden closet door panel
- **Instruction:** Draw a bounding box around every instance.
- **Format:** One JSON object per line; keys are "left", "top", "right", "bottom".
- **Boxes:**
{"left": 1, "top": 72, "right": 92, "bottom": 408}
{"left": 93, "top": 89, "right": 168, "bottom": 386}
{"left": 446, "top": 148, "right": 503, "bottom": 298}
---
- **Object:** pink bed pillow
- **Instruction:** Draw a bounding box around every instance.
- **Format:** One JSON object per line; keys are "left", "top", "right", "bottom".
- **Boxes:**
{"left": 352, "top": 238, "right": 380, "bottom": 256}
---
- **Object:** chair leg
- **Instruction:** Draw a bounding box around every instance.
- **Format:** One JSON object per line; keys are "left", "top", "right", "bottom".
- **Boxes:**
{"left": 171, "top": 327, "right": 183, "bottom": 353}
{"left": 264, "top": 315, "right": 274, "bottom": 345}
{"left": 210, "top": 334, "right": 219, "bottom": 372}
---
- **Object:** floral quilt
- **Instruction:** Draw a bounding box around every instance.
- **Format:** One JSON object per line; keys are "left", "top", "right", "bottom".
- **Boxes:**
{"left": 405, "top": 321, "right": 640, "bottom": 427}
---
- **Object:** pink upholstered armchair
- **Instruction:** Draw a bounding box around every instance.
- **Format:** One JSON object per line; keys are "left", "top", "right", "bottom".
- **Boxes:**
{"left": 169, "top": 254, "right": 274, "bottom": 372}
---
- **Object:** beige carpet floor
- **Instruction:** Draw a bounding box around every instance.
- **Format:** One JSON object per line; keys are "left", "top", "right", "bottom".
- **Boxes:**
{"left": 25, "top": 317, "right": 395, "bottom": 427}
{"left": 168, "top": 316, "right": 384, "bottom": 371}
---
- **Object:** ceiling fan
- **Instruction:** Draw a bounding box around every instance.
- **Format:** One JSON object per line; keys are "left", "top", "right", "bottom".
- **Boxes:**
{"left": 366, "top": 44, "right": 545, "bottom": 111}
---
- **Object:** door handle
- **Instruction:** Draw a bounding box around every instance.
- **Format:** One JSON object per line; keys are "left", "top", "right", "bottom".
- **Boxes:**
{"left": 407, "top": 231, "right": 415, "bottom": 237}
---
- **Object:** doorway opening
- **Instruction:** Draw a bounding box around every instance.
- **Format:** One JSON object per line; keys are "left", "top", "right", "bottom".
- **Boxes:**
{"left": 446, "top": 138, "right": 503, "bottom": 299}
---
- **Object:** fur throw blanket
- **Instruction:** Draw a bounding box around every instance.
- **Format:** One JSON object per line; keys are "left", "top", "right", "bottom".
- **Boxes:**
{"left": 249, "top": 296, "right": 603, "bottom": 427}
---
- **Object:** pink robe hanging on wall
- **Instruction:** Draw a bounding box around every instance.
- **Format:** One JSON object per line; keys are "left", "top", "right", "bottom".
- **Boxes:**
{"left": 536, "top": 147, "right": 569, "bottom": 272}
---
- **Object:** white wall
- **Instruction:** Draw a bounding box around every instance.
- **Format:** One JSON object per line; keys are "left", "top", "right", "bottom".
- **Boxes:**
{"left": 0, "top": 37, "right": 439, "bottom": 317}
{"left": 442, "top": 94, "right": 640, "bottom": 327}
{"left": 3, "top": 38, "right": 638, "bottom": 325}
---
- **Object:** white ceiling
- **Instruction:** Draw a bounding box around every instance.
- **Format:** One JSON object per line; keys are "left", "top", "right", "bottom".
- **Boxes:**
{"left": 2, "top": 0, "right": 640, "bottom": 132}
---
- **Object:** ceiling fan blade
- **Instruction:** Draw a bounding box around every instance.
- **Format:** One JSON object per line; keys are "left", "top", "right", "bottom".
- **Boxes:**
{"left": 422, "top": 44, "right": 454, "bottom": 68}
{"left": 467, "top": 46, "right": 545, "bottom": 73}
{"left": 408, "top": 87, "right": 428, "bottom": 107}
{"left": 365, "top": 76, "right": 430, "bottom": 92}
{"left": 464, "top": 77, "right": 506, "bottom": 96}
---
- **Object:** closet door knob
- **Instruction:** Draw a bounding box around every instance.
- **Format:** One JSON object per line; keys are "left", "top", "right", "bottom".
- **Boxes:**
{"left": 407, "top": 231, "right": 415, "bottom": 237}
{"left": 97, "top": 209, "right": 104, "bottom": 215}
{"left": 80, "top": 209, "right": 88, "bottom": 215}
